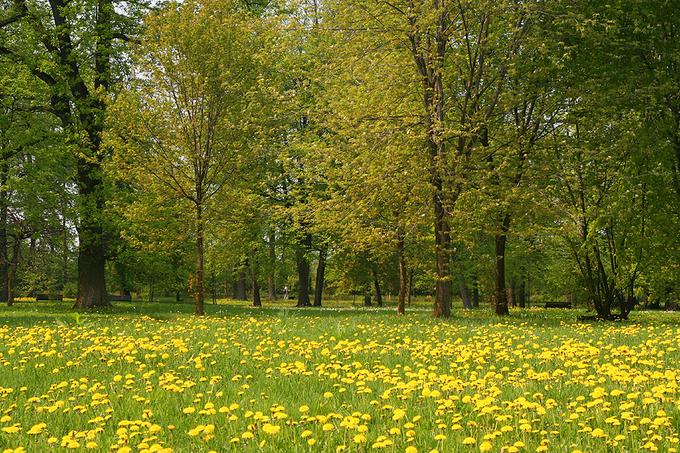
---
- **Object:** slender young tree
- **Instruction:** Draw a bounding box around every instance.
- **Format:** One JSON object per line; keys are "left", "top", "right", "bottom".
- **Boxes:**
{"left": 108, "top": 0, "right": 266, "bottom": 314}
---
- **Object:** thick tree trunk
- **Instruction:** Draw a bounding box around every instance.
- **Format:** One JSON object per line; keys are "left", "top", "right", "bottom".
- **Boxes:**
{"left": 236, "top": 269, "right": 247, "bottom": 300}
{"left": 194, "top": 202, "right": 205, "bottom": 315}
{"left": 313, "top": 247, "right": 326, "bottom": 307}
{"left": 372, "top": 267, "right": 383, "bottom": 307}
{"left": 267, "top": 229, "right": 276, "bottom": 300}
{"left": 397, "top": 234, "right": 406, "bottom": 315}
{"left": 74, "top": 160, "right": 109, "bottom": 309}
{"left": 75, "top": 224, "right": 108, "bottom": 308}
{"left": 295, "top": 233, "right": 312, "bottom": 307}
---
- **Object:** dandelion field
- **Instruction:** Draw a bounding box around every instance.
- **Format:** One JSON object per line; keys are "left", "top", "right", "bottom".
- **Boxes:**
{"left": 0, "top": 302, "right": 678, "bottom": 453}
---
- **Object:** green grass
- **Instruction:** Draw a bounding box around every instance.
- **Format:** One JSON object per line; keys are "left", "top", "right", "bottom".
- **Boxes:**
{"left": 0, "top": 301, "right": 678, "bottom": 452}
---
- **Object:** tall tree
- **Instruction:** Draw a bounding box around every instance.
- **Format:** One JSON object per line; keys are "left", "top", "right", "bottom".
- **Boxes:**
{"left": 107, "top": 0, "right": 267, "bottom": 314}
{"left": 0, "top": 0, "right": 146, "bottom": 307}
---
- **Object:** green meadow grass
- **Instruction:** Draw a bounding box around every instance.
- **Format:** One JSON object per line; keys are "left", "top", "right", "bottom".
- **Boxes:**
{"left": 0, "top": 301, "right": 678, "bottom": 452}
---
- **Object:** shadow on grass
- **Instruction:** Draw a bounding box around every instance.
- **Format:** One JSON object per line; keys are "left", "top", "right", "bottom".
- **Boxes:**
{"left": 1, "top": 300, "right": 678, "bottom": 328}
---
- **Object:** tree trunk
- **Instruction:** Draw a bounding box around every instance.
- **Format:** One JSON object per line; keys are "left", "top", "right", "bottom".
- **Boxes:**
{"left": 6, "top": 237, "right": 19, "bottom": 307}
{"left": 518, "top": 279, "right": 526, "bottom": 308}
{"left": 472, "top": 280, "right": 479, "bottom": 308}
{"left": 74, "top": 160, "right": 109, "bottom": 309}
{"left": 363, "top": 283, "right": 372, "bottom": 307}
{"left": 236, "top": 269, "right": 247, "bottom": 300}
{"left": 0, "top": 179, "right": 7, "bottom": 304}
{"left": 494, "top": 214, "right": 511, "bottom": 315}
{"left": 194, "top": 202, "right": 205, "bottom": 315}
{"left": 295, "top": 233, "right": 312, "bottom": 307}
{"left": 267, "top": 229, "right": 276, "bottom": 300}
{"left": 433, "top": 191, "right": 451, "bottom": 317}
{"left": 313, "top": 247, "right": 326, "bottom": 307}
{"left": 459, "top": 277, "right": 472, "bottom": 309}
{"left": 507, "top": 277, "right": 516, "bottom": 308}
{"left": 251, "top": 259, "right": 261, "bottom": 307}
{"left": 410, "top": 0, "right": 452, "bottom": 318}
{"left": 372, "top": 267, "right": 383, "bottom": 307}
{"left": 397, "top": 233, "right": 406, "bottom": 315}
{"left": 74, "top": 222, "right": 108, "bottom": 308}
{"left": 62, "top": 201, "right": 69, "bottom": 292}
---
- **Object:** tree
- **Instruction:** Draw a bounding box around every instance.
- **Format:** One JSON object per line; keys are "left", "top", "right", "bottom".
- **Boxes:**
{"left": 1, "top": 0, "right": 147, "bottom": 308}
{"left": 107, "top": 0, "right": 267, "bottom": 314}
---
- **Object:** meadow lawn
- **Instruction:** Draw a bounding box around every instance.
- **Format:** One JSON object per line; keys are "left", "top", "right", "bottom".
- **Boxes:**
{"left": 0, "top": 301, "right": 678, "bottom": 453}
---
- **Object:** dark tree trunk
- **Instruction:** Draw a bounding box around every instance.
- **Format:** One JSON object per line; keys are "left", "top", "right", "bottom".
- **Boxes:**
{"left": 507, "top": 277, "right": 516, "bottom": 308}
{"left": 372, "top": 267, "right": 383, "bottom": 307}
{"left": 62, "top": 202, "right": 69, "bottom": 292}
{"left": 27, "top": 235, "right": 36, "bottom": 268}
{"left": 251, "top": 260, "right": 261, "bottom": 307}
{"left": 267, "top": 229, "right": 276, "bottom": 300}
{"left": 75, "top": 224, "right": 108, "bottom": 308}
{"left": 6, "top": 237, "right": 19, "bottom": 307}
{"left": 236, "top": 270, "right": 247, "bottom": 300}
{"left": 397, "top": 233, "right": 406, "bottom": 314}
{"left": 73, "top": 159, "right": 109, "bottom": 309}
{"left": 116, "top": 262, "right": 130, "bottom": 296}
{"left": 518, "top": 279, "right": 526, "bottom": 308}
{"left": 295, "top": 233, "right": 312, "bottom": 307}
{"left": 363, "top": 283, "right": 372, "bottom": 307}
{"left": 313, "top": 247, "right": 327, "bottom": 307}
{"left": 472, "top": 280, "right": 480, "bottom": 308}
{"left": 175, "top": 290, "right": 181, "bottom": 302}
{"left": 0, "top": 178, "right": 7, "bottom": 304}
{"left": 494, "top": 214, "right": 511, "bottom": 315}
{"left": 194, "top": 203, "right": 205, "bottom": 315}
{"left": 459, "top": 277, "right": 472, "bottom": 309}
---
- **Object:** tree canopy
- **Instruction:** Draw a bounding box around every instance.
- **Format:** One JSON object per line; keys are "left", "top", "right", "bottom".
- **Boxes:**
{"left": 0, "top": 0, "right": 678, "bottom": 317}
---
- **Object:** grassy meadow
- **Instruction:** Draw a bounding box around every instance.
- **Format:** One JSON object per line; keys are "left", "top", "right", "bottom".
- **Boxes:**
{"left": 0, "top": 300, "right": 678, "bottom": 453}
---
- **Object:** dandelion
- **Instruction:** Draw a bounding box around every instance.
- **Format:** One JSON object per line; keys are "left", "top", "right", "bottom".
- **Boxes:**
{"left": 262, "top": 423, "right": 280, "bottom": 435}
